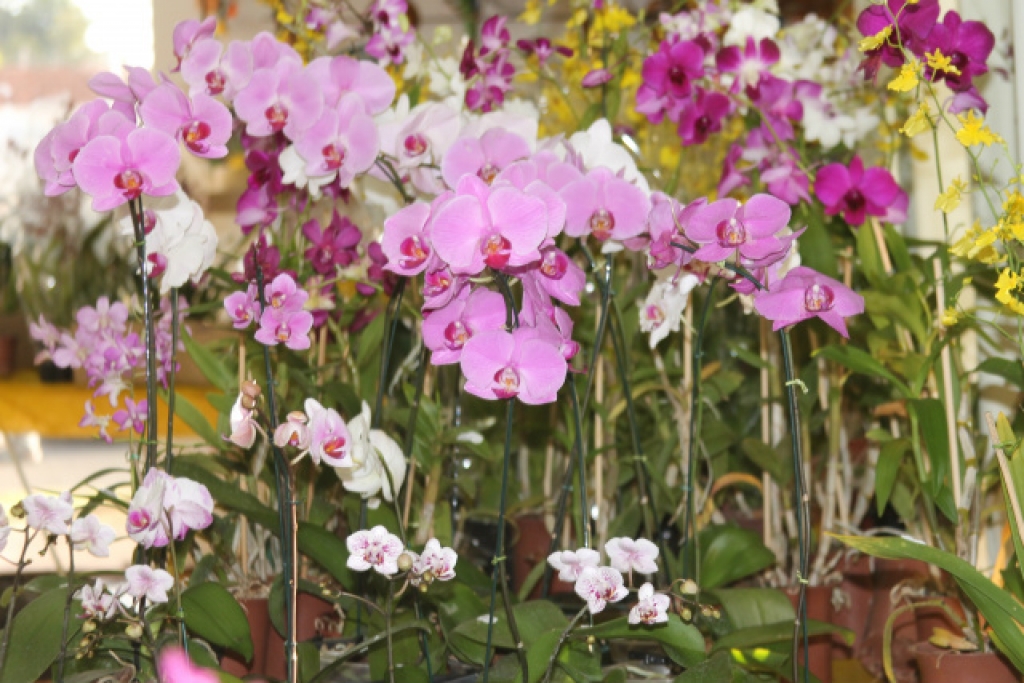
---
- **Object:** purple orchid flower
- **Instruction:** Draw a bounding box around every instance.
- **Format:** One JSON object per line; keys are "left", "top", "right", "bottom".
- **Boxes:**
{"left": 73, "top": 127, "right": 181, "bottom": 211}
{"left": 480, "top": 15, "right": 511, "bottom": 56}
{"left": 366, "top": 24, "right": 416, "bottom": 66}
{"left": 369, "top": 0, "right": 408, "bottom": 29}
{"left": 430, "top": 175, "right": 549, "bottom": 275}
{"left": 676, "top": 88, "right": 731, "bottom": 146}
{"left": 293, "top": 93, "right": 379, "bottom": 185}
{"left": 685, "top": 195, "right": 792, "bottom": 265}
{"left": 460, "top": 327, "right": 568, "bottom": 404}
{"left": 236, "top": 184, "right": 279, "bottom": 234}
{"left": 172, "top": 16, "right": 217, "bottom": 71}
{"left": 581, "top": 68, "right": 613, "bottom": 88}
{"left": 234, "top": 60, "right": 323, "bottom": 140}
{"left": 636, "top": 38, "right": 705, "bottom": 124}
{"left": 753, "top": 266, "right": 865, "bottom": 338}
{"left": 924, "top": 10, "right": 994, "bottom": 92}
{"left": 517, "top": 38, "right": 573, "bottom": 65}
{"left": 948, "top": 86, "right": 988, "bottom": 115}
{"left": 716, "top": 37, "right": 780, "bottom": 92}
{"left": 560, "top": 167, "right": 652, "bottom": 244}
{"left": 718, "top": 144, "right": 751, "bottom": 198}
{"left": 422, "top": 286, "right": 507, "bottom": 365}
{"left": 750, "top": 76, "right": 820, "bottom": 141}
{"left": 304, "top": 211, "right": 362, "bottom": 275}
{"left": 815, "top": 155, "right": 907, "bottom": 227}
{"left": 856, "top": 0, "right": 941, "bottom": 78}
{"left": 264, "top": 272, "right": 308, "bottom": 312}
{"left": 646, "top": 194, "right": 703, "bottom": 270}
{"left": 139, "top": 82, "right": 232, "bottom": 158}
{"left": 112, "top": 397, "right": 148, "bottom": 435}
{"left": 363, "top": 242, "right": 399, "bottom": 297}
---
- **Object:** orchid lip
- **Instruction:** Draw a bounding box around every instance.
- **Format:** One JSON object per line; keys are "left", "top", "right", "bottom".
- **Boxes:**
{"left": 804, "top": 283, "right": 835, "bottom": 312}
{"left": 588, "top": 209, "right": 615, "bottom": 241}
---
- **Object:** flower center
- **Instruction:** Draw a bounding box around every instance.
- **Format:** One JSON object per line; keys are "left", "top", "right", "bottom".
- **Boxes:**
{"left": 275, "top": 323, "right": 292, "bottom": 342}
{"left": 695, "top": 115, "right": 712, "bottom": 137}
{"left": 588, "top": 209, "right": 615, "bottom": 241}
{"left": 492, "top": 366, "right": 520, "bottom": 398}
{"left": 423, "top": 269, "right": 452, "bottom": 297}
{"left": 481, "top": 233, "right": 511, "bottom": 269}
{"left": 205, "top": 70, "right": 226, "bottom": 95}
{"left": 804, "top": 284, "right": 835, "bottom": 313}
{"left": 715, "top": 217, "right": 746, "bottom": 247}
{"left": 182, "top": 120, "right": 212, "bottom": 153}
{"left": 478, "top": 163, "right": 499, "bottom": 184}
{"left": 127, "top": 509, "right": 152, "bottom": 532}
{"left": 265, "top": 103, "right": 289, "bottom": 132}
{"left": 399, "top": 235, "right": 429, "bottom": 269}
{"left": 539, "top": 247, "right": 568, "bottom": 280}
{"left": 403, "top": 133, "right": 428, "bottom": 157}
{"left": 844, "top": 189, "right": 866, "bottom": 214}
{"left": 322, "top": 143, "right": 347, "bottom": 170}
{"left": 324, "top": 435, "right": 347, "bottom": 459}
{"left": 114, "top": 169, "right": 144, "bottom": 199}
{"left": 644, "top": 304, "right": 665, "bottom": 326}
{"left": 443, "top": 320, "right": 470, "bottom": 350}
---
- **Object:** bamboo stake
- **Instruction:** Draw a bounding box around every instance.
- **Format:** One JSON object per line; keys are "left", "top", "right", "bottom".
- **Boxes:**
{"left": 594, "top": 357, "right": 605, "bottom": 550}
{"left": 934, "top": 261, "right": 963, "bottom": 519}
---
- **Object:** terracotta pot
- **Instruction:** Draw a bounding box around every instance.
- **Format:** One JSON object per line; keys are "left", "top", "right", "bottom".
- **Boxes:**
{"left": 830, "top": 554, "right": 874, "bottom": 660}
{"left": 264, "top": 592, "right": 340, "bottom": 678}
{"left": 510, "top": 513, "right": 574, "bottom": 600}
{"left": 786, "top": 585, "right": 833, "bottom": 683}
{"left": 220, "top": 597, "right": 270, "bottom": 676}
{"left": 915, "top": 596, "right": 967, "bottom": 644}
{"left": 913, "top": 643, "right": 1019, "bottom": 683}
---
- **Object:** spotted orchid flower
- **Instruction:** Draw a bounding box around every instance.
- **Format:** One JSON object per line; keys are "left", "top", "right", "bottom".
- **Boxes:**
{"left": 23, "top": 492, "right": 74, "bottom": 536}
{"left": 605, "top": 537, "right": 660, "bottom": 575}
{"left": 346, "top": 525, "right": 404, "bottom": 576}
{"left": 629, "top": 583, "right": 670, "bottom": 625}
{"left": 547, "top": 548, "right": 601, "bottom": 583}
{"left": 409, "top": 538, "right": 458, "bottom": 586}
{"left": 125, "top": 565, "right": 174, "bottom": 604}
{"left": 575, "top": 566, "right": 629, "bottom": 614}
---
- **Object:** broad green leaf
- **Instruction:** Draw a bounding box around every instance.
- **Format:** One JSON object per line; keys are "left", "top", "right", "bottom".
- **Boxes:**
{"left": 673, "top": 650, "right": 743, "bottom": 683}
{"left": 835, "top": 535, "right": 1024, "bottom": 673}
{"left": 167, "top": 390, "right": 224, "bottom": 450}
{"left": 797, "top": 209, "right": 839, "bottom": 279}
{"left": 883, "top": 224, "right": 914, "bottom": 273}
{"left": 813, "top": 346, "right": 911, "bottom": 397}
{"left": 707, "top": 588, "right": 793, "bottom": 630}
{"left": 183, "top": 332, "right": 235, "bottom": 392}
{"left": 451, "top": 600, "right": 568, "bottom": 650}
{"left": 298, "top": 641, "right": 320, "bottom": 683}
{"left": 863, "top": 292, "right": 928, "bottom": 347}
{"left": 309, "top": 622, "right": 430, "bottom": 683}
{"left": 909, "top": 399, "right": 951, "bottom": 505}
{"left": 975, "top": 358, "right": 1024, "bottom": 390}
{"left": 711, "top": 619, "right": 853, "bottom": 652}
{"left": 0, "top": 587, "right": 72, "bottom": 683}
{"left": 875, "top": 438, "right": 910, "bottom": 516}
{"left": 181, "top": 582, "right": 253, "bottom": 662}
{"left": 699, "top": 525, "right": 776, "bottom": 589}
{"left": 740, "top": 438, "right": 790, "bottom": 485}
{"left": 856, "top": 218, "right": 885, "bottom": 289}
{"left": 996, "top": 413, "right": 1024, "bottom": 587}
{"left": 577, "top": 614, "right": 706, "bottom": 667}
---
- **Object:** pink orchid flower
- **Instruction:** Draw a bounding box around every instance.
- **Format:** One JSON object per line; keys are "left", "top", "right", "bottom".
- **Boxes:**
{"left": 164, "top": 476, "right": 214, "bottom": 541}
{"left": 71, "top": 514, "right": 117, "bottom": 557}
{"left": 716, "top": 36, "right": 780, "bottom": 92}
{"left": 125, "top": 564, "right": 174, "bottom": 604}
{"left": 629, "top": 582, "right": 670, "bottom": 625}
{"left": 35, "top": 101, "right": 134, "bottom": 196}
{"left": 460, "top": 327, "right": 567, "bottom": 404}
{"left": 88, "top": 67, "right": 161, "bottom": 108}
{"left": 308, "top": 55, "right": 396, "bottom": 115}
{"left": 224, "top": 284, "right": 261, "bottom": 330}
{"left": 274, "top": 411, "right": 311, "bottom": 450}
{"left": 140, "top": 82, "right": 232, "bottom": 158}
{"left": 112, "top": 397, "right": 147, "bottom": 435}
{"left": 547, "top": 548, "right": 601, "bottom": 582}
{"left": 265, "top": 273, "right": 308, "bottom": 313}
{"left": 441, "top": 128, "right": 531, "bottom": 189}
{"left": 172, "top": 16, "right": 217, "bottom": 70}
{"left": 305, "top": 398, "right": 352, "bottom": 467}
{"left": 23, "top": 492, "right": 74, "bottom": 536}
{"left": 422, "top": 286, "right": 507, "bottom": 365}
{"left": 430, "top": 175, "right": 549, "bottom": 275}
{"left": 422, "top": 266, "right": 468, "bottom": 311}
{"left": 126, "top": 469, "right": 168, "bottom": 547}
{"left": 227, "top": 393, "right": 259, "bottom": 449}
{"left": 409, "top": 538, "right": 458, "bottom": 586}
{"left": 605, "top": 537, "right": 660, "bottom": 575}
{"left": 77, "top": 580, "right": 119, "bottom": 621}
{"left": 294, "top": 93, "right": 379, "bottom": 185}
{"left": 346, "top": 525, "right": 404, "bottom": 576}
{"left": 158, "top": 647, "right": 219, "bottom": 683}
{"left": 382, "top": 202, "right": 436, "bottom": 277}
{"left": 753, "top": 266, "right": 865, "bottom": 338}
{"left": 560, "top": 167, "right": 652, "bottom": 243}
{"left": 180, "top": 38, "right": 253, "bottom": 99}
{"left": 815, "top": 155, "right": 908, "bottom": 227}
{"left": 73, "top": 127, "right": 181, "bottom": 212}
{"left": 575, "top": 566, "right": 629, "bottom": 614}
{"left": 234, "top": 60, "right": 323, "bottom": 140}
{"left": 254, "top": 307, "right": 314, "bottom": 351}
{"left": 685, "top": 194, "right": 792, "bottom": 265}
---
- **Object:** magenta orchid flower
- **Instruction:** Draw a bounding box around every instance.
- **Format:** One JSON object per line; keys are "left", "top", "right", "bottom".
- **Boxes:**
{"left": 676, "top": 88, "right": 731, "bottom": 146}
{"left": 172, "top": 16, "right": 217, "bottom": 71}
{"left": 294, "top": 93, "right": 378, "bottom": 184}
{"left": 519, "top": 248, "right": 586, "bottom": 306}
{"left": 856, "top": 0, "right": 940, "bottom": 78}
{"left": 547, "top": 548, "right": 601, "bottom": 582}
{"left": 430, "top": 175, "right": 549, "bottom": 275}
{"left": 139, "top": 82, "right": 232, "bottom": 158}
{"left": 73, "top": 127, "right": 181, "bottom": 211}
{"left": 304, "top": 211, "right": 362, "bottom": 275}
{"left": 346, "top": 525, "right": 404, "bottom": 576}
{"left": 718, "top": 145, "right": 751, "bottom": 199}
{"left": 815, "top": 155, "right": 907, "bottom": 227}
{"left": 265, "top": 273, "right": 308, "bottom": 312}
{"left": 716, "top": 36, "right": 780, "bottom": 92}
{"left": 605, "top": 537, "right": 660, "bottom": 575}
{"left": 629, "top": 583, "right": 670, "bottom": 625}
{"left": 234, "top": 60, "right": 323, "bottom": 140}
{"left": 366, "top": 24, "right": 416, "bottom": 66}
{"left": 125, "top": 564, "right": 174, "bottom": 604}
{"left": 158, "top": 647, "right": 219, "bottom": 683}
{"left": 685, "top": 195, "right": 792, "bottom": 265}
{"left": 255, "top": 307, "right": 314, "bottom": 351}
{"left": 305, "top": 398, "right": 352, "bottom": 467}
{"left": 409, "top": 538, "right": 458, "bottom": 586}
{"left": 441, "top": 128, "right": 531, "bottom": 189}
{"left": 561, "top": 167, "right": 653, "bottom": 244}
{"left": 422, "top": 266, "right": 468, "bottom": 310}
{"left": 924, "top": 10, "right": 994, "bottom": 92}
{"left": 574, "top": 566, "right": 629, "bottom": 614}
{"left": 753, "top": 266, "right": 865, "bottom": 338}
{"left": 23, "top": 492, "right": 74, "bottom": 536}
{"left": 636, "top": 38, "right": 705, "bottom": 124}
{"left": 581, "top": 69, "right": 613, "bottom": 88}
{"left": 459, "top": 327, "right": 567, "bottom": 404}
{"left": 422, "top": 286, "right": 507, "bottom": 365}
{"left": 71, "top": 514, "right": 117, "bottom": 557}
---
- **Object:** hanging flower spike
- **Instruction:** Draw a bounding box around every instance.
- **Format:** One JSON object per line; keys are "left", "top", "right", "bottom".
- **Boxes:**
{"left": 753, "top": 266, "right": 865, "bottom": 338}
{"left": 73, "top": 127, "right": 182, "bottom": 212}
{"left": 629, "top": 582, "right": 670, "bottom": 625}
{"left": 460, "top": 327, "right": 568, "bottom": 405}
{"left": 70, "top": 514, "right": 117, "bottom": 558}
{"left": 605, "top": 537, "right": 660, "bottom": 575}
{"left": 158, "top": 647, "right": 220, "bottom": 683}
{"left": 409, "top": 538, "right": 458, "bottom": 586}
{"left": 547, "top": 548, "right": 601, "bottom": 582}
{"left": 815, "top": 155, "right": 908, "bottom": 227}
{"left": 685, "top": 195, "right": 792, "bottom": 266}
{"left": 574, "top": 566, "right": 629, "bottom": 614}
{"left": 346, "top": 525, "right": 405, "bottom": 576}
{"left": 22, "top": 492, "right": 74, "bottom": 536}
{"left": 305, "top": 398, "right": 353, "bottom": 467}
{"left": 124, "top": 564, "right": 175, "bottom": 604}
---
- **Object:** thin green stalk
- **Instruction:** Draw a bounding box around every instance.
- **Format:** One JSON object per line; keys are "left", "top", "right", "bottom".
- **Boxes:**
{"left": 568, "top": 377, "right": 590, "bottom": 550}
{"left": 541, "top": 606, "right": 588, "bottom": 683}
{"left": 386, "top": 580, "right": 396, "bottom": 683}
{"left": 128, "top": 196, "right": 159, "bottom": 475}
{"left": 167, "top": 533, "right": 188, "bottom": 652}
{"left": 165, "top": 290, "right": 180, "bottom": 474}
{"left": 373, "top": 277, "right": 407, "bottom": 429}
{"left": 255, "top": 266, "right": 298, "bottom": 683}
{"left": 541, "top": 439, "right": 577, "bottom": 598}
{"left": 681, "top": 277, "right": 720, "bottom": 582}
{"left": 56, "top": 538, "right": 75, "bottom": 683}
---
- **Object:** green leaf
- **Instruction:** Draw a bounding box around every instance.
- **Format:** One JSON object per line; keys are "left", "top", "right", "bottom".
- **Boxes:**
{"left": 673, "top": 651, "right": 743, "bottom": 683}
{"left": 579, "top": 102, "right": 603, "bottom": 131}
{"left": 711, "top": 619, "right": 853, "bottom": 652}
{"left": 181, "top": 582, "right": 253, "bottom": 662}
{"left": 699, "top": 525, "right": 776, "bottom": 589}
{"left": 797, "top": 209, "right": 839, "bottom": 279}
{"left": 813, "top": 345, "right": 911, "bottom": 397}
{"left": 451, "top": 600, "right": 568, "bottom": 650}
{"left": 707, "top": 588, "right": 793, "bottom": 630}
{"left": 856, "top": 217, "right": 885, "bottom": 289}
{"left": 577, "top": 614, "right": 705, "bottom": 667}
{"left": 0, "top": 587, "right": 72, "bottom": 683}
{"left": 167, "top": 390, "right": 224, "bottom": 450}
{"left": 835, "top": 534, "right": 1024, "bottom": 672}
{"left": 298, "top": 641, "right": 320, "bottom": 683}
{"left": 909, "top": 399, "right": 951, "bottom": 503}
{"left": 875, "top": 438, "right": 910, "bottom": 516}
{"left": 183, "top": 332, "right": 235, "bottom": 391}
{"left": 739, "top": 439, "right": 790, "bottom": 486}
{"left": 883, "top": 224, "right": 914, "bottom": 273}
{"left": 976, "top": 358, "right": 1024, "bottom": 390}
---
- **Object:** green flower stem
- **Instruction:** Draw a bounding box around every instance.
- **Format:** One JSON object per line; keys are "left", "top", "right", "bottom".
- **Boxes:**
{"left": 373, "top": 277, "right": 407, "bottom": 430}
{"left": 165, "top": 290, "right": 180, "bottom": 475}
{"left": 568, "top": 376, "right": 590, "bottom": 550}
{"left": 127, "top": 196, "right": 159, "bottom": 475}
{"left": 255, "top": 266, "right": 299, "bottom": 683}
{"left": 681, "top": 277, "right": 720, "bottom": 584}
{"left": 542, "top": 606, "right": 588, "bottom": 683}
{"left": 55, "top": 538, "right": 75, "bottom": 683}
{"left": 386, "top": 580, "right": 396, "bottom": 683}
{"left": 167, "top": 533, "right": 188, "bottom": 652}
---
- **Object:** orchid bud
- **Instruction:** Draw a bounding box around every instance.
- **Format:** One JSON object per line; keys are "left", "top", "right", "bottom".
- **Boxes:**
{"left": 701, "top": 606, "right": 713, "bottom": 618}
{"left": 681, "top": 607, "right": 693, "bottom": 621}
{"left": 681, "top": 579, "right": 698, "bottom": 595}
{"left": 712, "top": 608, "right": 721, "bottom": 619}
{"left": 10, "top": 503, "right": 23, "bottom": 518}
{"left": 82, "top": 620, "right": 97, "bottom": 634}
{"left": 421, "top": 570, "right": 435, "bottom": 585}
{"left": 397, "top": 553, "right": 414, "bottom": 572}
{"left": 240, "top": 380, "right": 261, "bottom": 410}
{"left": 125, "top": 622, "right": 144, "bottom": 639}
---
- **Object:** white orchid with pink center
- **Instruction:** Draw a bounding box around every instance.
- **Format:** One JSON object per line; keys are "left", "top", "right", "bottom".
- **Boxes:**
{"left": 22, "top": 492, "right": 74, "bottom": 536}
{"left": 346, "top": 525, "right": 405, "bottom": 576}
{"left": 408, "top": 538, "right": 458, "bottom": 586}
{"left": 77, "top": 579, "right": 120, "bottom": 621}
{"left": 629, "top": 582, "right": 671, "bottom": 625}
{"left": 605, "top": 537, "right": 660, "bottom": 576}
{"left": 125, "top": 564, "right": 175, "bottom": 604}
{"left": 547, "top": 548, "right": 601, "bottom": 583}
{"left": 125, "top": 469, "right": 212, "bottom": 549}
{"left": 574, "top": 566, "right": 629, "bottom": 614}
{"left": 71, "top": 514, "right": 117, "bottom": 557}
{"left": 334, "top": 402, "right": 406, "bottom": 508}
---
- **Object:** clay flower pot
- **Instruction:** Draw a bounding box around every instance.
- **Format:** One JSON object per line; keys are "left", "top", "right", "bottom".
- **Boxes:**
{"left": 220, "top": 597, "right": 271, "bottom": 676}
{"left": 786, "top": 585, "right": 833, "bottom": 683}
{"left": 913, "top": 643, "right": 1019, "bottom": 683}
{"left": 511, "top": 513, "right": 574, "bottom": 600}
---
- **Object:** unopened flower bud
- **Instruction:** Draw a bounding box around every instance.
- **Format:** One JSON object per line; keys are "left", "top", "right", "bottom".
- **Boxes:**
{"left": 681, "top": 579, "right": 698, "bottom": 595}
{"left": 125, "top": 622, "right": 144, "bottom": 640}
{"left": 397, "top": 553, "right": 414, "bottom": 572}
{"left": 681, "top": 608, "right": 693, "bottom": 621}
{"left": 240, "top": 381, "right": 261, "bottom": 410}
{"left": 712, "top": 608, "right": 721, "bottom": 619}
{"left": 701, "top": 606, "right": 713, "bottom": 618}
{"left": 79, "top": 636, "right": 91, "bottom": 648}
{"left": 81, "top": 620, "right": 97, "bottom": 634}
{"left": 419, "top": 583, "right": 429, "bottom": 593}
{"left": 421, "top": 570, "right": 435, "bottom": 585}
{"left": 10, "top": 503, "right": 24, "bottom": 518}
